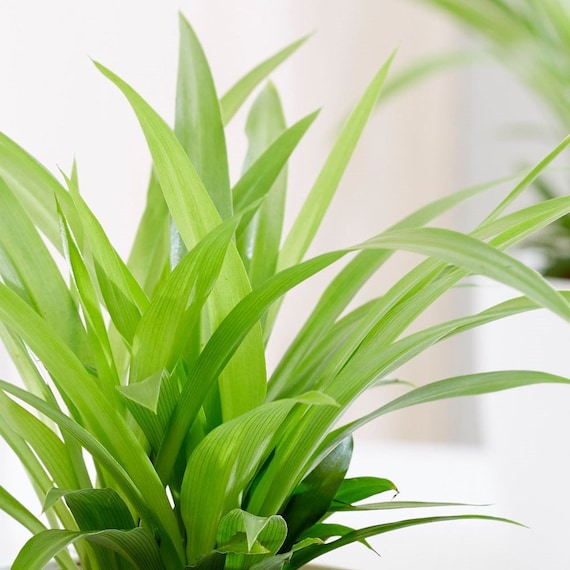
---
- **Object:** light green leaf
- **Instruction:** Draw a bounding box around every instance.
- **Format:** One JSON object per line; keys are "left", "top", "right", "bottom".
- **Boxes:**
{"left": 358, "top": 226, "right": 570, "bottom": 322}
{"left": 127, "top": 172, "right": 170, "bottom": 296}
{"left": 277, "top": 52, "right": 396, "bottom": 271}
{"left": 268, "top": 175, "right": 510, "bottom": 400}
{"left": 376, "top": 370, "right": 570, "bottom": 417}
{"left": 176, "top": 14, "right": 231, "bottom": 219}
{"left": 236, "top": 83, "right": 289, "bottom": 290}
{"left": 233, "top": 109, "right": 318, "bottom": 215}
{"left": 333, "top": 500, "right": 483, "bottom": 511}
{"left": 63, "top": 171, "right": 149, "bottom": 346}
{"left": 220, "top": 35, "right": 310, "bottom": 124}
{"left": 0, "top": 177, "right": 90, "bottom": 363}
{"left": 0, "top": 133, "right": 75, "bottom": 250}
{"left": 290, "top": 515, "right": 522, "bottom": 568}
{"left": 0, "top": 391, "right": 84, "bottom": 491}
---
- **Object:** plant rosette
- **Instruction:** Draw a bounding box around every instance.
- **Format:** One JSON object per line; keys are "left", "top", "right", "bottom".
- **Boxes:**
{"left": 2, "top": 11, "right": 570, "bottom": 570}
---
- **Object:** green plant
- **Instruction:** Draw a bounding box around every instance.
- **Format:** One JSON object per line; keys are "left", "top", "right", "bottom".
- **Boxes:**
{"left": 2, "top": 12, "right": 570, "bottom": 570}
{"left": 418, "top": 0, "right": 570, "bottom": 277}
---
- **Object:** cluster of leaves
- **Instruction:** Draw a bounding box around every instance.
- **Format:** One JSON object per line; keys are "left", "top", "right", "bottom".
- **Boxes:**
{"left": 2, "top": 12, "right": 570, "bottom": 570}
{"left": 418, "top": 0, "right": 570, "bottom": 277}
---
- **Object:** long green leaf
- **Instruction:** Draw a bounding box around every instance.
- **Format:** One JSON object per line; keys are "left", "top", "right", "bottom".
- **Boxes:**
{"left": 176, "top": 14, "right": 231, "bottom": 219}
{"left": 233, "top": 109, "right": 319, "bottom": 216}
{"left": 236, "top": 83, "right": 288, "bottom": 289}
{"left": 376, "top": 370, "right": 570, "bottom": 417}
{"left": 290, "top": 515, "right": 520, "bottom": 568}
{"left": 64, "top": 171, "right": 149, "bottom": 347}
{"left": 0, "top": 177, "right": 90, "bottom": 363}
{"left": 0, "top": 391, "right": 85, "bottom": 490}
{"left": 220, "top": 36, "right": 310, "bottom": 124}
{"left": 277, "top": 52, "right": 395, "bottom": 271}
{"left": 0, "top": 133, "right": 74, "bottom": 250}
{"left": 127, "top": 173, "right": 170, "bottom": 296}
{"left": 358, "top": 226, "right": 570, "bottom": 321}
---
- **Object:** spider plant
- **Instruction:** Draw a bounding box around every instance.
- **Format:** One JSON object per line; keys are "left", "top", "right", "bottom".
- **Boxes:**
{"left": 418, "top": 0, "right": 570, "bottom": 277}
{"left": 2, "top": 12, "right": 570, "bottom": 570}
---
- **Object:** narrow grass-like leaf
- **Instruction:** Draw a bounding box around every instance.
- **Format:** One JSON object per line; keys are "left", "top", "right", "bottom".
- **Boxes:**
{"left": 358, "top": 227, "right": 570, "bottom": 322}
{"left": 220, "top": 36, "right": 309, "bottom": 125}
{"left": 236, "top": 83, "right": 288, "bottom": 290}
{"left": 333, "top": 500, "right": 482, "bottom": 512}
{"left": 290, "top": 515, "right": 522, "bottom": 568}
{"left": 0, "top": 178, "right": 90, "bottom": 363}
{"left": 58, "top": 202, "right": 119, "bottom": 395}
{"left": 64, "top": 172, "right": 149, "bottom": 346}
{"left": 277, "top": 52, "right": 395, "bottom": 271}
{"left": 480, "top": 134, "right": 570, "bottom": 224}
{"left": 127, "top": 173, "right": 170, "bottom": 296}
{"left": 233, "top": 109, "right": 318, "bottom": 216}
{"left": 0, "top": 391, "right": 84, "bottom": 490}
{"left": 0, "top": 486, "right": 46, "bottom": 535}
{"left": 176, "top": 14, "right": 231, "bottom": 219}
{"left": 0, "top": 134, "right": 75, "bottom": 250}
{"left": 375, "top": 370, "right": 570, "bottom": 418}
{"left": 0, "top": 420, "right": 78, "bottom": 533}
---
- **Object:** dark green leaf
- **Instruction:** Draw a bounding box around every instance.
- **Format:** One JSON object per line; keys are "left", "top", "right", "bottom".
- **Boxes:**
{"left": 282, "top": 437, "right": 352, "bottom": 549}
